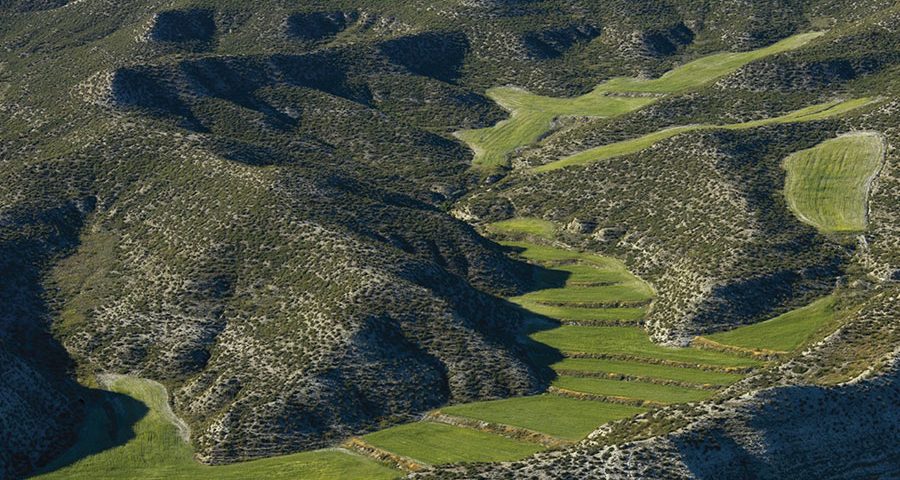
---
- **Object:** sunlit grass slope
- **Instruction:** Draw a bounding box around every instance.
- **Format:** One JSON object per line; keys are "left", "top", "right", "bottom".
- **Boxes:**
{"left": 783, "top": 132, "right": 886, "bottom": 233}
{"left": 535, "top": 98, "right": 876, "bottom": 172}
{"left": 457, "top": 32, "right": 822, "bottom": 169}
{"left": 703, "top": 296, "right": 839, "bottom": 352}
{"left": 361, "top": 422, "right": 543, "bottom": 465}
{"left": 35, "top": 377, "right": 400, "bottom": 480}
{"left": 440, "top": 395, "right": 645, "bottom": 441}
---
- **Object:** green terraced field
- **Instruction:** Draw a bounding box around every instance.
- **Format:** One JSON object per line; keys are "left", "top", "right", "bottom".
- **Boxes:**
{"left": 488, "top": 217, "right": 556, "bottom": 238}
{"left": 440, "top": 395, "right": 645, "bottom": 441}
{"left": 36, "top": 377, "right": 399, "bottom": 480}
{"left": 456, "top": 90, "right": 654, "bottom": 168}
{"left": 456, "top": 32, "right": 822, "bottom": 169}
{"left": 704, "top": 296, "right": 839, "bottom": 352}
{"left": 515, "top": 283, "right": 653, "bottom": 305}
{"left": 783, "top": 132, "right": 886, "bottom": 233}
{"left": 552, "top": 358, "right": 743, "bottom": 385}
{"left": 511, "top": 299, "right": 646, "bottom": 323}
{"left": 501, "top": 241, "right": 618, "bottom": 264}
{"left": 534, "top": 263, "right": 635, "bottom": 286}
{"left": 535, "top": 98, "right": 876, "bottom": 172}
{"left": 361, "top": 422, "right": 543, "bottom": 465}
{"left": 596, "top": 32, "right": 823, "bottom": 93}
{"left": 531, "top": 326, "right": 759, "bottom": 368}
{"left": 552, "top": 376, "right": 715, "bottom": 404}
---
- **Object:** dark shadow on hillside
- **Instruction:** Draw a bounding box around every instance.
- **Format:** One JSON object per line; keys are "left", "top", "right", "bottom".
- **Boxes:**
{"left": 494, "top": 242, "right": 574, "bottom": 382}
{"left": 0, "top": 199, "right": 144, "bottom": 477}
{"left": 33, "top": 388, "right": 150, "bottom": 476}
{"left": 676, "top": 427, "right": 777, "bottom": 479}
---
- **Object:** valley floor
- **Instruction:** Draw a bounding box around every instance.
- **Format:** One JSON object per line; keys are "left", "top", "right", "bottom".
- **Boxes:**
{"left": 34, "top": 238, "right": 839, "bottom": 478}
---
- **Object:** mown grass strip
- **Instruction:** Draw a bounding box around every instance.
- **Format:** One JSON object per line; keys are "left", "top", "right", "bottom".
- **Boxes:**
{"left": 551, "top": 377, "right": 715, "bottom": 404}
{"left": 36, "top": 377, "right": 400, "bottom": 480}
{"left": 440, "top": 394, "right": 645, "bottom": 441}
{"left": 783, "top": 132, "right": 886, "bottom": 233}
{"left": 533, "top": 263, "right": 635, "bottom": 287}
{"left": 531, "top": 326, "right": 760, "bottom": 368}
{"left": 551, "top": 358, "right": 743, "bottom": 386}
{"left": 514, "top": 283, "right": 653, "bottom": 306}
{"left": 595, "top": 32, "right": 823, "bottom": 93}
{"left": 500, "top": 241, "right": 627, "bottom": 267}
{"left": 361, "top": 422, "right": 543, "bottom": 466}
{"left": 535, "top": 98, "right": 876, "bottom": 173}
{"left": 512, "top": 299, "right": 646, "bottom": 324}
{"left": 457, "top": 32, "right": 822, "bottom": 169}
{"left": 488, "top": 217, "right": 557, "bottom": 238}
{"left": 702, "top": 296, "right": 839, "bottom": 353}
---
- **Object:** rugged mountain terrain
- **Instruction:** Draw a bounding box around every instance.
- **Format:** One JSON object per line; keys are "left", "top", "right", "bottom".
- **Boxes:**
{"left": 0, "top": 0, "right": 898, "bottom": 479}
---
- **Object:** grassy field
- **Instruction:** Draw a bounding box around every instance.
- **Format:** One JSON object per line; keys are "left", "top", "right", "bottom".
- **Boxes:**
{"left": 552, "top": 376, "right": 715, "bottom": 404}
{"left": 456, "top": 90, "right": 654, "bottom": 168}
{"left": 440, "top": 395, "right": 645, "bottom": 441}
{"left": 531, "top": 326, "right": 759, "bottom": 368}
{"left": 552, "top": 358, "right": 743, "bottom": 385}
{"left": 35, "top": 377, "right": 400, "bottom": 480}
{"left": 783, "top": 132, "right": 886, "bottom": 233}
{"left": 488, "top": 217, "right": 556, "bottom": 238}
{"left": 511, "top": 299, "right": 646, "bottom": 323}
{"left": 514, "top": 284, "right": 652, "bottom": 305}
{"left": 534, "top": 263, "right": 635, "bottom": 286}
{"left": 535, "top": 98, "right": 876, "bottom": 172}
{"left": 501, "top": 241, "right": 625, "bottom": 266}
{"left": 361, "top": 422, "right": 543, "bottom": 465}
{"left": 703, "top": 296, "right": 839, "bottom": 352}
{"left": 596, "top": 32, "right": 823, "bottom": 93}
{"left": 456, "top": 32, "right": 821, "bottom": 169}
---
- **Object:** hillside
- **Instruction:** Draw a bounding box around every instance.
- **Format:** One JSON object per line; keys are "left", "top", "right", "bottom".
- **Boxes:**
{"left": 0, "top": 0, "right": 898, "bottom": 479}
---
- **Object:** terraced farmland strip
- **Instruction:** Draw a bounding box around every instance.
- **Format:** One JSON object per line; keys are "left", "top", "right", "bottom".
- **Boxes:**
{"left": 456, "top": 32, "right": 822, "bottom": 169}
{"left": 440, "top": 395, "right": 645, "bottom": 441}
{"left": 596, "top": 32, "right": 823, "bottom": 93}
{"left": 552, "top": 377, "right": 716, "bottom": 404}
{"left": 531, "top": 326, "right": 760, "bottom": 368}
{"left": 456, "top": 92, "right": 654, "bottom": 168}
{"left": 535, "top": 98, "right": 876, "bottom": 173}
{"left": 500, "top": 241, "right": 628, "bottom": 267}
{"left": 533, "top": 263, "right": 636, "bottom": 287}
{"left": 511, "top": 299, "right": 645, "bottom": 324}
{"left": 783, "top": 132, "right": 886, "bottom": 233}
{"left": 551, "top": 358, "right": 743, "bottom": 386}
{"left": 702, "top": 296, "right": 839, "bottom": 353}
{"left": 514, "top": 284, "right": 653, "bottom": 306}
{"left": 35, "top": 377, "right": 400, "bottom": 480}
{"left": 488, "top": 217, "right": 556, "bottom": 238}
{"left": 361, "top": 422, "right": 543, "bottom": 466}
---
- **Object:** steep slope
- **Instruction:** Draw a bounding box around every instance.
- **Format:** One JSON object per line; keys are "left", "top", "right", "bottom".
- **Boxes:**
{"left": 1, "top": 0, "right": 898, "bottom": 478}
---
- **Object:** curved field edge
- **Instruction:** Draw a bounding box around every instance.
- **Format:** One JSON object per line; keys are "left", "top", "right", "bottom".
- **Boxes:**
{"left": 32, "top": 377, "right": 401, "bottom": 480}
{"left": 783, "top": 132, "right": 887, "bottom": 233}
{"left": 455, "top": 31, "right": 824, "bottom": 169}
{"left": 534, "top": 97, "right": 878, "bottom": 173}
{"left": 700, "top": 295, "right": 841, "bottom": 353}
